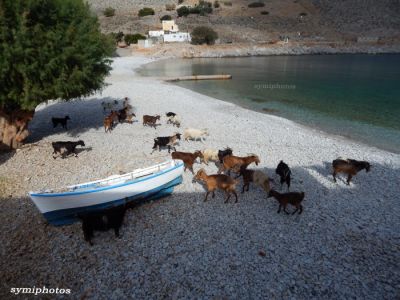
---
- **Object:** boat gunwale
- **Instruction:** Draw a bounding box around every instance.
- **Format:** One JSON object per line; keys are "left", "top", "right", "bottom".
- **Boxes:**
{"left": 29, "top": 161, "right": 184, "bottom": 198}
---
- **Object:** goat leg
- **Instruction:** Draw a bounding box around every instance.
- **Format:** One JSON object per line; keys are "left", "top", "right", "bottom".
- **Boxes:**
{"left": 332, "top": 171, "right": 337, "bottom": 183}
{"left": 283, "top": 205, "right": 290, "bottom": 215}
{"left": 224, "top": 192, "right": 231, "bottom": 203}
{"left": 212, "top": 191, "right": 215, "bottom": 198}
{"left": 204, "top": 191, "right": 210, "bottom": 202}
{"left": 241, "top": 184, "right": 246, "bottom": 193}
{"left": 346, "top": 174, "right": 352, "bottom": 185}
{"left": 277, "top": 204, "right": 281, "bottom": 214}
{"left": 232, "top": 190, "right": 238, "bottom": 203}
{"left": 292, "top": 208, "right": 298, "bottom": 215}
{"left": 299, "top": 205, "right": 303, "bottom": 214}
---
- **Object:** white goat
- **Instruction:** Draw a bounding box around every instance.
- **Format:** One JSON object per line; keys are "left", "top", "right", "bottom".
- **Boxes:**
{"left": 200, "top": 148, "right": 219, "bottom": 165}
{"left": 167, "top": 115, "right": 181, "bottom": 128}
{"left": 183, "top": 128, "right": 208, "bottom": 142}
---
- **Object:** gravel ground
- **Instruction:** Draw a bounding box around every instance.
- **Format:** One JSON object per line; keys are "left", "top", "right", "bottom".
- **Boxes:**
{"left": 0, "top": 56, "right": 399, "bottom": 299}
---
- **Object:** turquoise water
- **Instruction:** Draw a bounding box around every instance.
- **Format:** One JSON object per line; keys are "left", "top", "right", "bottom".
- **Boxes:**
{"left": 138, "top": 55, "right": 400, "bottom": 153}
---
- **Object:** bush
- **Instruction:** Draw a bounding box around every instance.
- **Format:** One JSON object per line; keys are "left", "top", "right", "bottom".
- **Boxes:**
{"left": 177, "top": 6, "right": 190, "bottom": 17}
{"left": 160, "top": 15, "right": 172, "bottom": 21}
{"left": 299, "top": 12, "right": 307, "bottom": 17}
{"left": 138, "top": 7, "right": 155, "bottom": 17}
{"left": 109, "top": 31, "right": 124, "bottom": 45}
{"left": 178, "top": 0, "right": 184, "bottom": 3}
{"left": 190, "top": 1, "right": 213, "bottom": 15}
{"left": 103, "top": 7, "right": 115, "bottom": 17}
{"left": 260, "top": 10, "right": 269, "bottom": 15}
{"left": 166, "top": 4, "right": 176, "bottom": 11}
{"left": 191, "top": 26, "right": 218, "bottom": 45}
{"left": 248, "top": 2, "right": 265, "bottom": 8}
{"left": 214, "top": 1, "right": 220, "bottom": 8}
{"left": 124, "top": 34, "right": 146, "bottom": 45}
{"left": 223, "top": 1, "right": 232, "bottom": 6}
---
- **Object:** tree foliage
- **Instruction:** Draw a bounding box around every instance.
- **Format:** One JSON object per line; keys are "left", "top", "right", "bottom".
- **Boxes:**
{"left": 191, "top": 26, "right": 218, "bottom": 45}
{"left": 124, "top": 33, "right": 146, "bottom": 45}
{"left": 0, "top": 0, "right": 114, "bottom": 111}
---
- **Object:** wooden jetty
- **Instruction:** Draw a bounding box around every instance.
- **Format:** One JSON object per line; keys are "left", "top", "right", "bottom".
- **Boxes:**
{"left": 165, "top": 74, "right": 232, "bottom": 82}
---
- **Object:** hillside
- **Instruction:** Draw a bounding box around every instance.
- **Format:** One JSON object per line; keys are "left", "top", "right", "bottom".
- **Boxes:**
{"left": 86, "top": 0, "right": 400, "bottom": 44}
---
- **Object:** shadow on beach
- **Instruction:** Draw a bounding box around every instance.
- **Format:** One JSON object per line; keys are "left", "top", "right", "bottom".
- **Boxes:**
{"left": 27, "top": 96, "right": 122, "bottom": 143}
{"left": 0, "top": 160, "right": 399, "bottom": 299}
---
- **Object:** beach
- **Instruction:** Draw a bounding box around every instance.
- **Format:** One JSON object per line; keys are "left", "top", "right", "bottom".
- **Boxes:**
{"left": 0, "top": 56, "right": 399, "bottom": 299}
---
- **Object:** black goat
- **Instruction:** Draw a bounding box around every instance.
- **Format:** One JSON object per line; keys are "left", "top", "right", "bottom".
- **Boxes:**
{"left": 218, "top": 147, "right": 233, "bottom": 163}
{"left": 79, "top": 205, "right": 127, "bottom": 246}
{"left": 52, "top": 116, "right": 70, "bottom": 129}
{"left": 51, "top": 140, "right": 85, "bottom": 159}
{"left": 151, "top": 133, "right": 181, "bottom": 154}
{"left": 275, "top": 160, "right": 291, "bottom": 190}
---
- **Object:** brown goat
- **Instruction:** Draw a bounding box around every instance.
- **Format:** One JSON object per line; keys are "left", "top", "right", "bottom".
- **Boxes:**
{"left": 104, "top": 111, "right": 118, "bottom": 133}
{"left": 143, "top": 115, "right": 160, "bottom": 129}
{"left": 219, "top": 154, "right": 260, "bottom": 175}
{"left": 171, "top": 151, "right": 203, "bottom": 174}
{"left": 332, "top": 158, "right": 371, "bottom": 185}
{"left": 267, "top": 190, "right": 305, "bottom": 215}
{"left": 193, "top": 169, "right": 238, "bottom": 203}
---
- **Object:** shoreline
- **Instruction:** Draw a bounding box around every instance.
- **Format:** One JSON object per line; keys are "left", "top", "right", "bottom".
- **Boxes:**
{"left": 137, "top": 55, "right": 400, "bottom": 155}
{"left": 126, "top": 42, "right": 400, "bottom": 59}
{"left": 1, "top": 55, "right": 399, "bottom": 299}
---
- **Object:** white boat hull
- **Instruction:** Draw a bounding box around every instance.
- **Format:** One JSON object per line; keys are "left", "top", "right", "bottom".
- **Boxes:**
{"left": 29, "top": 160, "right": 184, "bottom": 226}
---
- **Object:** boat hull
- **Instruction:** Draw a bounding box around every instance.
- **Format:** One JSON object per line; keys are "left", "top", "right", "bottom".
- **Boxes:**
{"left": 29, "top": 161, "right": 184, "bottom": 226}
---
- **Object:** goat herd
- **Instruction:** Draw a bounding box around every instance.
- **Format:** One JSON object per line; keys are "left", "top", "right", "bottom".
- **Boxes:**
{"left": 49, "top": 97, "right": 372, "bottom": 219}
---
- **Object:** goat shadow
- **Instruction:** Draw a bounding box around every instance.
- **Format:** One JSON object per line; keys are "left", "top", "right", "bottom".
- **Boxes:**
{"left": 27, "top": 97, "right": 127, "bottom": 143}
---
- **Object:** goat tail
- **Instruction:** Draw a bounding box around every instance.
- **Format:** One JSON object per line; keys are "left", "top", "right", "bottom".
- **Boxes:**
{"left": 300, "top": 192, "right": 305, "bottom": 200}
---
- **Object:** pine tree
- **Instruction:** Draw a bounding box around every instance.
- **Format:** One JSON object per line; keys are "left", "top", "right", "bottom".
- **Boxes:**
{"left": 0, "top": 0, "right": 114, "bottom": 149}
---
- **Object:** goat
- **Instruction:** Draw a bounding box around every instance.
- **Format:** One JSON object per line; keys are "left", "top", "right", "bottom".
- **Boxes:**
{"left": 118, "top": 107, "right": 136, "bottom": 124}
{"left": 332, "top": 158, "right": 371, "bottom": 185}
{"left": 183, "top": 128, "right": 208, "bottom": 142}
{"left": 151, "top": 133, "right": 181, "bottom": 154}
{"left": 200, "top": 149, "right": 219, "bottom": 165}
{"left": 171, "top": 151, "right": 202, "bottom": 174}
{"left": 275, "top": 161, "right": 291, "bottom": 190}
{"left": 51, "top": 116, "right": 70, "bottom": 129}
{"left": 218, "top": 147, "right": 233, "bottom": 163}
{"left": 267, "top": 190, "right": 305, "bottom": 215}
{"left": 51, "top": 140, "right": 85, "bottom": 159}
{"left": 234, "top": 165, "right": 271, "bottom": 193}
{"left": 143, "top": 115, "right": 161, "bottom": 129}
{"left": 79, "top": 205, "right": 127, "bottom": 246}
{"left": 167, "top": 115, "right": 181, "bottom": 128}
{"left": 220, "top": 154, "right": 260, "bottom": 175}
{"left": 193, "top": 168, "right": 238, "bottom": 203}
{"left": 104, "top": 111, "right": 119, "bottom": 133}
{"left": 101, "top": 100, "right": 118, "bottom": 112}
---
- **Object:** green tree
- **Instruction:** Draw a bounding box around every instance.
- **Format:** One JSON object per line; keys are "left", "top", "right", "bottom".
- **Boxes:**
{"left": 103, "top": 7, "right": 115, "bottom": 17}
{"left": 177, "top": 6, "right": 190, "bottom": 17}
{"left": 138, "top": 7, "right": 155, "bottom": 17}
{"left": 191, "top": 26, "right": 218, "bottom": 45}
{"left": 0, "top": 0, "right": 114, "bottom": 149}
{"left": 124, "top": 33, "right": 146, "bottom": 45}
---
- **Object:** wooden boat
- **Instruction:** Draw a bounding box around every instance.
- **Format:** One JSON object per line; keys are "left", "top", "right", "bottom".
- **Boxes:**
{"left": 29, "top": 160, "right": 184, "bottom": 226}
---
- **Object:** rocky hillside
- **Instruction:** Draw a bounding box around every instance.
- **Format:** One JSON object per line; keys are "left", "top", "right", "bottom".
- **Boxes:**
{"left": 86, "top": 0, "right": 400, "bottom": 43}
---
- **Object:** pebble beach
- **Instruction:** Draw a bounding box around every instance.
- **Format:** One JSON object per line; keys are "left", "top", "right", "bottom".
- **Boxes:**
{"left": 0, "top": 56, "right": 399, "bottom": 299}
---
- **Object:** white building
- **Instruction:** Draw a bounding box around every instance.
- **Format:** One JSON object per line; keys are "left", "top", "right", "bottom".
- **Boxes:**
{"left": 149, "top": 30, "right": 164, "bottom": 38}
{"left": 163, "top": 32, "right": 191, "bottom": 43}
{"left": 138, "top": 39, "right": 153, "bottom": 49}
